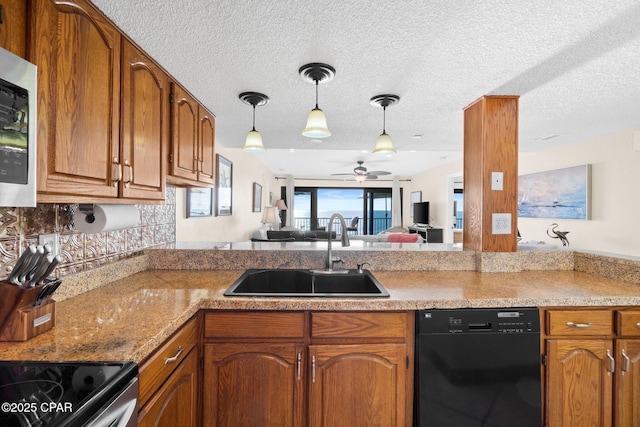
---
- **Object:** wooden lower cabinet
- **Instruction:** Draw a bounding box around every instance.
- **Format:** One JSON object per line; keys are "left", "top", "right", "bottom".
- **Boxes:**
{"left": 138, "top": 348, "right": 199, "bottom": 427}
{"left": 203, "top": 342, "right": 305, "bottom": 426}
{"left": 544, "top": 308, "right": 640, "bottom": 427}
{"left": 546, "top": 338, "right": 613, "bottom": 427}
{"left": 308, "top": 343, "right": 407, "bottom": 427}
{"left": 202, "top": 310, "right": 413, "bottom": 427}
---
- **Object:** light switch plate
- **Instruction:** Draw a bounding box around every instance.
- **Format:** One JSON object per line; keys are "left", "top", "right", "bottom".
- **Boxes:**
{"left": 491, "top": 172, "right": 504, "bottom": 191}
{"left": 492, "top": 213, "right": 511, "bottom": 235}
{"left": 39, "top": 233, "right": 59, "bottom": 255}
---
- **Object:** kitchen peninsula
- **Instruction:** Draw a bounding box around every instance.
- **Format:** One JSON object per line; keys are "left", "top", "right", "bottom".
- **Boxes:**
{"left": 1, "top": 244, "right": 639, "bottom": 426}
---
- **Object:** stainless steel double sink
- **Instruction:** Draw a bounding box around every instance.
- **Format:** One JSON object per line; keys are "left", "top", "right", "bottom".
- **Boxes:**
{"left": 224, "top": 269, "right": 389, "bottom": 298}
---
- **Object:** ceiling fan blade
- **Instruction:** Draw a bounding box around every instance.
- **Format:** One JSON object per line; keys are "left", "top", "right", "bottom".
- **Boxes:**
{"left": 366, "top": 175, "right": 379, "bottom": 180}
{"left": 367, "top": 171, "right": 391, "bottom": 175}
{"left": 331, "top": 173, "right": 356, "bottom": 176}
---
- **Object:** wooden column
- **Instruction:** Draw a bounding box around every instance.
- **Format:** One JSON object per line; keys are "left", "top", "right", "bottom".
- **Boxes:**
{"left": 463, "top": 96, "right": 519, "bottom": 252}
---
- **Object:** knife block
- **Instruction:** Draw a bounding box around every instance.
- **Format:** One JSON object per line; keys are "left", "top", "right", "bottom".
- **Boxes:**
{"left": 0, "top": 279, "right": 58, "bottom": 341}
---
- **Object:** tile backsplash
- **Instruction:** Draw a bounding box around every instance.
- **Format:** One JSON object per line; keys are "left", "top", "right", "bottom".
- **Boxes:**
{"left": 0, "top": 187, "right": 176, "bottom": 279}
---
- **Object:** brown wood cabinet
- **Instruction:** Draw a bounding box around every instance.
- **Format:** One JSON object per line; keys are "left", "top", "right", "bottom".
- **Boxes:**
{"left": 30, "top": 0, "right": 167, "bottom": 203}
{"left": 544, "top": 308, "right": 640, "bottom": 427}
{"left": 138, "top": 317, "right": 200, "bottom": 427}
{"left": 0, "top": 0, "right": 27, "bottom": 57}
{"left": 120, "top": 40, "right": 168, "bottom": 200}
{"left": 168, "top": 83, "right": 215, "bottom": 187}
{"left": 202, "top": 310, "right": 413, "bottom": 427}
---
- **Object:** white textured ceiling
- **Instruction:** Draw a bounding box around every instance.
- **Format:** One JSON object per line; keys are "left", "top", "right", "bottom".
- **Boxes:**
{"left": 92, "top": 0, "right": 640, "bottom": 179}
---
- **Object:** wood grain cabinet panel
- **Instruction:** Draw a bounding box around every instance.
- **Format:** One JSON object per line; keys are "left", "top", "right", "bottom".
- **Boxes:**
{"left": 544, "top": 308, "right": 640, "bottom": 427}
{"left": 0, "top": 0, "right": 27, "bottom": 57}
{"left": 203, "top": 342, "right": 305, "bottom": 427}
{"left": 546, "top": 338, "right": 613, "bottom": 427}
{"left": 168, "top": 83, "right": 216, "bottom": 187}
{"left": 308, "top": 343, "right": 407, "bottom": 427}
{"left": 202, "top": 310, "right": 413, "bottom": 426}
{"left": 120, "top": 40, "right": 167, "bottom": 200}
{"left": 138, "top": 348, "right": 199, "bottom": 427}
{"left": 31, "top": 0, "right": 121, "bottom": 200}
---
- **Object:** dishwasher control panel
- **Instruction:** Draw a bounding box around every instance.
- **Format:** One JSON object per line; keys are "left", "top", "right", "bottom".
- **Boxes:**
{"left": 418, "top": 308, "right": 540, "bottom": 334}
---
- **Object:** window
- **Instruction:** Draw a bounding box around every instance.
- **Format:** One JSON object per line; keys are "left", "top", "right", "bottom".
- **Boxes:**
{"left": 285, "top": 186, "right": 399, "bottom": 234}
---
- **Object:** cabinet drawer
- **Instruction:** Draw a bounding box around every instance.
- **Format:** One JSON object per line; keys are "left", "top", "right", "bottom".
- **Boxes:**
{"left": 616, "top": 310, "right": 640, "bottom": 336}
{"left": 546, "top": 309, "right": 613, "bottom": 336}
{"left": 311, "top": 312, "right": 408, "bottom": 339}
{"left": 204, "top": 311, "right": 305, "bottom": 339}
{"left": 139, "top": 317, "right": 198, "bottom": 407}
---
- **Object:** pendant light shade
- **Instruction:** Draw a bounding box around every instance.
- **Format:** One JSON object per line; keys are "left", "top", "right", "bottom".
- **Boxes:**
{"left": 239, "top": 92, "right": 269, "bottom": 151}
{"left": 299, "top": 63, "right": 335, "bottom": 139}
{"left": 370, "top": 94, "right": 400, "bottom": 154}
{"left": 302, "top": 107, "right": 331, "bottom": 138}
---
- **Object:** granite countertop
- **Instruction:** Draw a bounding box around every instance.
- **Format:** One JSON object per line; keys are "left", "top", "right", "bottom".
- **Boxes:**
{"left": 0, "top": 268, "right": 639, "bottom": 364}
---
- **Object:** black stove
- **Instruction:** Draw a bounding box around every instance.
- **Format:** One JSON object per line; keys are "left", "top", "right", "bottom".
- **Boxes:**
{"left": 0, "top": 361, "right": 138, "bottom": 427}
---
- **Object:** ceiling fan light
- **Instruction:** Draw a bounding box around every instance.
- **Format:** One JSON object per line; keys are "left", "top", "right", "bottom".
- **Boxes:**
{"left": 354, "top": 174, "right": 367, "bottom": 182}
{"left": 242, "top": 129, "right": 266, "bottom": 151}
{"left": 373, "top": 132, "right": 396, "bottom": 154}
{"left": 302, "top": 108, "right": 331, "bottom": 138}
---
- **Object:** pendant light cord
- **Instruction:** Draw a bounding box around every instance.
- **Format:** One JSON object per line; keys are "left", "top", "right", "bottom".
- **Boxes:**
{"left": 315, "top": 80, "right": 319, "bottom": 109}
{"left": 252, "top": 104, "right": 257, "bottom": 131}
{"left": 382, "top": 105, "right": 387, "bottom": 134}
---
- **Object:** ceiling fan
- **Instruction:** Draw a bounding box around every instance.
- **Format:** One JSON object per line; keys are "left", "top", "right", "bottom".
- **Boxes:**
{"left": 332, "top": 161, "right": 392, "bottom": 182}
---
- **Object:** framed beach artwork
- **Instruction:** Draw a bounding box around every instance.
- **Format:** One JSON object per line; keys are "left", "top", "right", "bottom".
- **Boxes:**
{"left": 518, "top": 164, "right": 591, "bottom": 220}
{"left": 410, "top": 191, "right": 422, "bottom": 218}
{"left": 252, "top": 182, "right": 262, "bottom": 212}
{"left": 215, "top": 155, "right": 233, "bottom": 216}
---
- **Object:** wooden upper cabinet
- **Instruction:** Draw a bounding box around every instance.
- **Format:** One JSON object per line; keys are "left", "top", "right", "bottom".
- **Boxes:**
{"left": 169, "top": 82, "right": 215, "bottom": 187}
{"left": 32, "top": 0, "right": 121, "bottom": 200}
{"left": 198, "top": 108, "right": 215, "bottom": 184}
{"left": 0, "top": 0, "right": 27, "bottom": 57}
{"left": 120, "top": 40, "right": 167, "bottom": 200}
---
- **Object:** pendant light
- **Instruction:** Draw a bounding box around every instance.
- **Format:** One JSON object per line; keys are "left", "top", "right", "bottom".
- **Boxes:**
{"left": 239, "top": 92, "right": 269, "bottom": 151}
{"left": 299, "top": 63, "right": 335, "bottom": 138}
{"left": 370, "top": 94, "right": 400, "bottom": 154}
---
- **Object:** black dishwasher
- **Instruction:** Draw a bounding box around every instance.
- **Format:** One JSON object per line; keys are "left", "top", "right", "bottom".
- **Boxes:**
{"left": 415, "top": 308, "right": 541, "bottom": 427}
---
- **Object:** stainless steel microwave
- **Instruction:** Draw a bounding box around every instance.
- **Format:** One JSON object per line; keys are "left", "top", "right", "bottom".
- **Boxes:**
{"left": 0, "top": 47, "right": 37, "bottom": 207}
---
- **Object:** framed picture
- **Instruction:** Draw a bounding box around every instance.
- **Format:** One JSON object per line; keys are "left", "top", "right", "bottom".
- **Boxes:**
{"left": 186, "top": 188, "right": 213, "bottom": 218}
{"left": 253, "top": 182, "right": 262, "bottom": 212}
{"left": 410, "top": 191, "right": 422, "bottom": 217}
{"left": 518, "top": 164, "right": 591, "bottom": 220}
{"left": 215, "top": 154, "right": 233, "bottom": 216}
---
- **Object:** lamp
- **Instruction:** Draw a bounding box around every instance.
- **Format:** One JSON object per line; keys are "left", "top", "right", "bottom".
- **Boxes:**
{"left": 299, "top": 63, "right": 335, "bottom": 138}
{"left": 370, "top": 94, "right": 400, "bottom": 154}
{"left": 261, "top": 206, "right": 279, "bottom": 229}
{"left": 239, "top": 92, "right": 269, "bottom": 151}
{"left": 275, "top": 199, "right": 288, "bottom": 210}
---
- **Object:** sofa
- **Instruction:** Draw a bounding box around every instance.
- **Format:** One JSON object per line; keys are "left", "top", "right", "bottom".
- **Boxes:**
{"left": 251, "top": 229, "right": 338, "bottom": 241}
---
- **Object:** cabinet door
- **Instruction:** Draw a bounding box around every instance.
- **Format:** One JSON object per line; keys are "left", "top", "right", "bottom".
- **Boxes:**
{"left": 308, "top": 344, "right": 407, "bottom": 427}
{"left": 546, "top": 339, "right": 613, "bottom": 427}
{"left": 0, "top": 0, "right": 26, "bottom": 57}
{"left": 32, "top": 0, "right": 121, "bottom": 199}
{"left": 197, "top": 107, "right": 215, "bottom": 184}
{"left": 614, "top": 339, "right": 640, "bottom": 427}
{"left": 138, "top": 348, "right": 199, "bottom": 427}
{"left": 121, "top": 40, "right": 167, "bottom": 200}
{"left": 169, "top": 84, "right": 199, "bottom": 182}
{"left": 203, "top": 342, "right": 305, "bottom": 427}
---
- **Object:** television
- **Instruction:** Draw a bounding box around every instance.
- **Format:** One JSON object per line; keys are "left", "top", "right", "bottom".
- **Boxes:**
{"left": 413, "top": 202, "right": 429, "bottom": 226}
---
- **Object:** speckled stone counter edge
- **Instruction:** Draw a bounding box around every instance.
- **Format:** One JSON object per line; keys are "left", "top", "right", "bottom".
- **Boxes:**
{"left": 53, "top": 247, "right": 640, "bottom": 303}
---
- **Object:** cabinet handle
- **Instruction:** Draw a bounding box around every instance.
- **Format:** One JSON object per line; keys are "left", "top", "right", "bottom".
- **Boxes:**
{"left": 296, "top": 353, "right": 301, "bottom": 381}
{"left": 165, "top": 345, "right": 183, "bottom": 364}
{"left": 606, "top": 349, "right": 615, "bottom": 375}
{"left": 111, "top": 158, "right": 122, "bottom": 186}
{"left": 636, "top": 322, "right": 640, "bottom": 328}
{"left": 566, "top": 321, "right": 592, "bottom": 329}
{"left": 123, "top": 161, "right": 133, "bottom": 188}
{"left": 621, "top": 349, "right": 630, "bottom": 376}
{"left": 311, "top": 355, "right": 316, "bottom": 383}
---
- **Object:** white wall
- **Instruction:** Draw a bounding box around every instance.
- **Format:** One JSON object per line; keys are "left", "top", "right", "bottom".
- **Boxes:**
{"left": 410, "top": 128, "right": 640, "bottom": 257}
{"left": 175, "top": 147, "right": 277, "bottom": 241}
{"left": 518, "top": 129, "right": 640, "bottom": 257}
